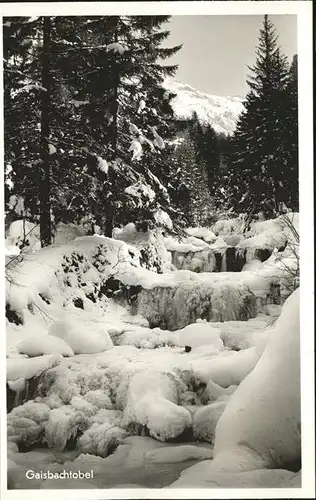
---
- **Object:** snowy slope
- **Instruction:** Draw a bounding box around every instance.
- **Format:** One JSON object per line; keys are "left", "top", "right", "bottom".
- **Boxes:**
{"left": 164, "top": 77, "right": 244, "bottom": 136}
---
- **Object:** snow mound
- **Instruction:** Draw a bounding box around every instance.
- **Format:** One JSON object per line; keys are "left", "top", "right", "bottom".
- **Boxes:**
{"left": 171, "top": 465, "right": 300, "bottom": 488}
{"left": 186, "top": 226, "right": 217, "bottom": 244}
{"left": 17, "top": 334, "right": 74, "bottom": 357}
{"left": 122, "top": 371, "right": 192, "bottom": 441}
{"left": 48, "top": 320, "right": 113, "bottom": 354}
{"left": 176, "top": 322, "right": 223, "bottom": 350}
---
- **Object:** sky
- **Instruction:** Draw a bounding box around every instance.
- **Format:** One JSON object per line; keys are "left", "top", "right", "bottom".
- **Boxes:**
{"left": 164, "top": 15, "right": 297, "bottom": 97}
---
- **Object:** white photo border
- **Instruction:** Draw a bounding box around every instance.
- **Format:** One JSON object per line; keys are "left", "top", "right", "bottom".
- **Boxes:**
{"left": 0, "top": 2, "right": 314, "bottom": 499}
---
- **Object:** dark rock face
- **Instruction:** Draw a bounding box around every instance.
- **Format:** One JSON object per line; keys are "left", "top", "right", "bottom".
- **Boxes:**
{"left": 255, "top": 248, "right": 272, "bottom": 263}
{"left": 6, "top": 304, "right": 23, "bottom": 325}
{"left": 214, "top": 252, "right": 222, "bottom": 272}
{"left": 267, "top": 282, "right": 281, "bottom": 305}
{"left": 100, "top": 277, "right": 142, "bottom": 305}
{"left": 225, "top": 247, "right": 247, "bottom": 272}
{"left": 73, "top": 297, "right": 84, "bottom": 309}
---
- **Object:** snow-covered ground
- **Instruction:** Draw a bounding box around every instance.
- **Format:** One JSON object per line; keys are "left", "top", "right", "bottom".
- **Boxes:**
{"left": 5, "top": 214, "right": 300, "bottom": 489}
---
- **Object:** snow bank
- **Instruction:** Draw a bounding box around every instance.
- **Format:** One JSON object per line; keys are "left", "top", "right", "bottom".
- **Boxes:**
{"left": 171, "top": 465, "right": 300, "bottom": 488}
{"left": 214, "top": 288, "right": 300, "bottom": 469}
{"left": 6, "top": 235, "right": 139, "bottom": 316}
{"left": 240, "top": 212, "right": 299, "bottom": 252}
{"left": 164, "top": 235, "right": 209, "bottom": 253}
{"left": 171, "top": 289, "right": 300, "bottom": 487}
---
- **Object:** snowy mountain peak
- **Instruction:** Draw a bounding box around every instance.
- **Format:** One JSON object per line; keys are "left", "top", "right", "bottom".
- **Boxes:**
{"left": 164, "top": 77, "right": 245, "bottom": 136}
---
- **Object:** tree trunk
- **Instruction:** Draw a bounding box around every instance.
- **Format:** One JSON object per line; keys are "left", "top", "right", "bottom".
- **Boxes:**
{"left": 104, "top": 19, "right": 119, "bottom": 238}
{"left": 40, "top": 16, "right": 52, "bottom": 247}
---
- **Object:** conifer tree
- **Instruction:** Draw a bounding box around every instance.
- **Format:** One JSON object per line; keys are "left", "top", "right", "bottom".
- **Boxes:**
{"left": 171, "top": 131, "right": 213, "bottom": 226}
{"left": 187, "top": 113, "right": 221, "bottom": 209}
{"left": 4, "top": 16, "right": 182, "bottom": 243}
{"left": 226, "top": 15, "right": 295, "bottom": 220}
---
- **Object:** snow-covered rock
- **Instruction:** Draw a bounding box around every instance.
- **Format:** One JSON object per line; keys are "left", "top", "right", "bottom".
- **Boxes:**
{"left": 175, "top": 322, "right": 224, "bottom": 350}
{"left": 186, "top": 226, "right": 217, "bottom": 244}
{"left": 113, "top": 223, "right": 171, "bottom": 273}
{"left": 17, "top": 334, "right": 74, "bottom": 357}
{"left": 121, "top": 371, "right": 192, "bottom": 441}
{"left": 48, "top": 320, "right": 113, "bottom": 355}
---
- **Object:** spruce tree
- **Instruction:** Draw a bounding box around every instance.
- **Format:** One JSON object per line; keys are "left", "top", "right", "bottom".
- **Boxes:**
{"left": 187, "top": 113, "right": 221, "bottom": 212}
{"left": 4, "top": 16, "right": 182, "bottom": 243}
{"left": 226, "top": 15, "right": 295, "bottom": 220}
{"left": 171, "top": 130, "right": 213, "bottom": 226}
{"left": 283, "top": 54, "right": 298, "bottom": 211}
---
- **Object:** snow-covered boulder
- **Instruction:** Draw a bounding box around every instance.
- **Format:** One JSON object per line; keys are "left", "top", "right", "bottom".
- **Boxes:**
{"left": 17, "top": 334, "right": 74, "bottom": 357}
{"left": 186, "top": 227, "right": 217, "bottom": 244}
{"left": 121, "top": 371, "right": 192, "bottom": 441}
{"left": 48, "top": 320, "right": 113, "bottom": 355}
{"left": 175, "top": 322, "right": 224, "bottom": 351}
